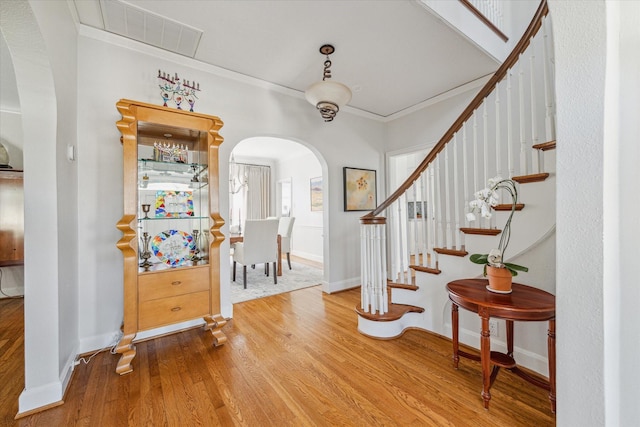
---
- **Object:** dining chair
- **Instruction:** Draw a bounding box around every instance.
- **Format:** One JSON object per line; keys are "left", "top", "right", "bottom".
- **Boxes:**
{"left": 232, "top": 218, "right": 279, "bottom": 288}
{"left": 278, "top": 217, "right": 296, "bottom": 270}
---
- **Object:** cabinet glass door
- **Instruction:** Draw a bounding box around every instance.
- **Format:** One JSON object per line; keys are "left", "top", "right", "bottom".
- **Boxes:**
{"left": 136, "top": 122, "right": 210, "bottom": 272}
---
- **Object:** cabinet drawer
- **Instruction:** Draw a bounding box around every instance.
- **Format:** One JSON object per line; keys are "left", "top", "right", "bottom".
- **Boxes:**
{"left": 139, "top": 267, "right": 209, "bottom": 301}
{"left": 138, "top": 291, "right": 210, "bottom": 331}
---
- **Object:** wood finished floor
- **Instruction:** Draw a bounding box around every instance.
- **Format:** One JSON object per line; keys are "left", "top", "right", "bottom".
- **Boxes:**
{"left": 0, "top": 287, "right": 555, "bottom": 426}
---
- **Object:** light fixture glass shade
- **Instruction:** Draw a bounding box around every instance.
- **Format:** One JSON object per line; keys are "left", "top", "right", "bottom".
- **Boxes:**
{"left": 305, "top": 80, "right": 352, "bottom": 109}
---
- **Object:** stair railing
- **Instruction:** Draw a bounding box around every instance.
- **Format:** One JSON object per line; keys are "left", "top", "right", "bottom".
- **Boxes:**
{"left": 359, "top": 0, "right": 553, "bottom": 315}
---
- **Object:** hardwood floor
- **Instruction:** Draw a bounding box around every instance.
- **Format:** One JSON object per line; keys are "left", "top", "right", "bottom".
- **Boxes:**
{"left": 1, "top": 287, "right": 555, "bottom": 426}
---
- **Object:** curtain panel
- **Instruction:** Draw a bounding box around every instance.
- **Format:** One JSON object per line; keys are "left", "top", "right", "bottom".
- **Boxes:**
{"left": 231, "top": 163, "right": 270, "bottom": 226}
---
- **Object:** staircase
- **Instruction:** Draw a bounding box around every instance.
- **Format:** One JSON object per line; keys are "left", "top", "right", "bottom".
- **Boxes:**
{"left": 356, "top": 0, "right": 555, "bottom": 368}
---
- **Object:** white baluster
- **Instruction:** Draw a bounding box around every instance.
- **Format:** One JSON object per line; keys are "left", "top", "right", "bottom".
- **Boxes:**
{"left": 416, "top": 180, "right": 420, "bottom": 264}
{"left": 483, "top": 103, "right": 490, "bottom": 228}
{"left": 473, "top": 112, "right": 479, "bottom": 192}
{"left": 462, "top": 125, "right": 470, "bottom": 226}
{"left": 419, "top": 172, "right": 428, "bottom": 265}
{"left": 434, "top": 157, "right": 442, "bottom": 252}
{"left": 519, "top": 60, "right": 527, "bottom": 175}
{"left": 495, "top": 83, "right": 502, "bottom": 178}
{"left": 507, "top": 71, "right": 514, "bottom": 178}
{"left": 452, "top": 133, "right": 461, "bottom": 249}
{"left": 542, "top": 16, "right": 556, "bottom": 143}
{"left": 360, "top": 224, "right": 368, "bottom": 312}
{"left": 428, "top": 165, "right": 437, "bottom": 269}
{"left": 444, "top": 144, "right": 451, "bottom": 248}
{"left": 396, "top": 195, "right": 405, "bottom": 283}
{"left": 530, "top": 42, "right": 540, "bottom": 173}
{"left": 374, "top": 224, "right": 386, "bottom": 313}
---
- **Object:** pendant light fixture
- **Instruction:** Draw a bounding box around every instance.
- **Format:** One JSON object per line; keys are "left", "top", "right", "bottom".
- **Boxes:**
{"left": 305, "top": 44, "right": 352, "bottom": 122}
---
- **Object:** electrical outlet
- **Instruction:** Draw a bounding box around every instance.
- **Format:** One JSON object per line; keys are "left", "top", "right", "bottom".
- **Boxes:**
{"left": 489, "top": 319, "right": 499, "bottom": 336}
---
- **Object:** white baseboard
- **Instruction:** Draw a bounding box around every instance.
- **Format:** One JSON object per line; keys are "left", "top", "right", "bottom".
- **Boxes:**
{"left": 61, "top": 348, "right": 77, "bottom": 395}
{"left": 17, "top": 344, "right": 77, "bottom": 415}
{"left": 322, "top": 277, "right": 360, "bottom": 294}
{"left": 78, "top": 330, "right": 120, "bottom": 355}
{"left": 291, "top": 250, "right": 323, "bottom": 263}
{"left": 134, "top": 319, "right": 206, "bottom": 341}
{"left": 18, "top": 380, "right": 63, "bottom": 415}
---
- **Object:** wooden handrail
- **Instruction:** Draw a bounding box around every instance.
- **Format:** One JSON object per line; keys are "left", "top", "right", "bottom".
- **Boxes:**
{"left": 459, "top": 0, "right": 509, "bottom": 42}
{"left": 362, "top": 0, "right": 548, "bottom": 221}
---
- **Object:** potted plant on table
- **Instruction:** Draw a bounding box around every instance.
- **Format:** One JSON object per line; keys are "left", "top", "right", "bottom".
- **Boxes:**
{"left": 466, "top": 176, "right": 528, "bottom": 293}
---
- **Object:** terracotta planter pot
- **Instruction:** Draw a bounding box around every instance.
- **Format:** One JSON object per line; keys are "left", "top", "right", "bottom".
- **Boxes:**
{"left": 486, "top": 265, "right": 513, "bottom": 293}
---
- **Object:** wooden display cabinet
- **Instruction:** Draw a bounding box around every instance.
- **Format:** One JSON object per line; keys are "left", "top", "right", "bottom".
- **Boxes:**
{"left": 114, "top": 99, "right": 226, "bottom": 375}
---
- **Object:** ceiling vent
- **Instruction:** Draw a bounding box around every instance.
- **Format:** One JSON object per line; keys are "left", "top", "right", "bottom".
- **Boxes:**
{"left": 96, "top": 0, "right": 202, "bottom": 58}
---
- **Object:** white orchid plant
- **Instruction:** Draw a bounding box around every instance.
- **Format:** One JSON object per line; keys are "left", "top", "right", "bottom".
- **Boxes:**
{"left": 466, "top": 176, "right": 529, "bottom": 277}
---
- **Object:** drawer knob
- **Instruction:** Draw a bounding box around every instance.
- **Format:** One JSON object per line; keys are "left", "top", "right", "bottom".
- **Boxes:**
{"left": 171, "top": 307, "right": 181, "bottom": 312}
{"left": 171, "top": 281, "right": 182, "bottom": 286}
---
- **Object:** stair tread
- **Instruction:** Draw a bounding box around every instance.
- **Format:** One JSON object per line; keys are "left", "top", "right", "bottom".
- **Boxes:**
{"left": 512, "top": 173, "right": 549, "bottom": 184}
{"left": 355, "top": 302, "right": 424, "bottom": 321}
{"left": 494, "top": 203, "right": 524, "bottom": 211}
{"left": 532, "top": 140, "right": 556, "bottom": 151}
{"left": 388, "top": 282, "right": 419, "bottom": 291}
{"left": 460, "top": 227, "right": 502, "bottom": 236}
{"left": 410, "top": 265, "right": 442, "bottom": 275}
{"left": 433, "top": 248, "right": 468, "bottom": 257}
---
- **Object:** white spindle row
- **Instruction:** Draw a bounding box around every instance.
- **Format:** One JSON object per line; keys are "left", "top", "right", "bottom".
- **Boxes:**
{"left": 360, "top": 222, "right": 388, "bottom": 314}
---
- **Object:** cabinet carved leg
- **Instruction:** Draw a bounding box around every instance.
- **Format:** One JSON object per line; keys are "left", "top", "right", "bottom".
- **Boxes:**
{"left": 115, "top": 333, "right": 136, "bottom": 375}
{"left": 204, "top": 314, "right": 228, "bottom": 346}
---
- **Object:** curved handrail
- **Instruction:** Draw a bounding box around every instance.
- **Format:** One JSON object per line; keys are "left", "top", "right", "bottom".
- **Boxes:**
{"left": 362, "top": 0, "right": 548, "bottom": 222}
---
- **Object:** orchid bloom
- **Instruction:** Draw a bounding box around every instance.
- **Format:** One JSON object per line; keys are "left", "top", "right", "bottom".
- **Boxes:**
{"left": 466, "top": 176, "right": 519, "bottom": 263}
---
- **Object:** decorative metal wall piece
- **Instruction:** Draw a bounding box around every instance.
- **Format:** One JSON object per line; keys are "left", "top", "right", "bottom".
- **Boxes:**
{"left": 157, "top": 70, "right": 201, "bottom": 111}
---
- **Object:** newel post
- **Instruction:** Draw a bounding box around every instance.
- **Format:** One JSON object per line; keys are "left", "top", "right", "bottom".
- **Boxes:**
{"left": 360, "top": 216, "right": 388, "bottom": 314}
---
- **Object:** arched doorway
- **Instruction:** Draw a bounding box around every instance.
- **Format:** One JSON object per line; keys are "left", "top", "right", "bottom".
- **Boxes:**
{"left": 228, "top": 136, "right": 326, "bottom": 302}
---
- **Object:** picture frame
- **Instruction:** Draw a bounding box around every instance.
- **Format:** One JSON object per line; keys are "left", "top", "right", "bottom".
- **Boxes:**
{"left": 155, "top": 190, "right": 194, "bottom": 218}
{"left": 408, "top": 201, "right": 426, "bottom": 219}
{"left": 343, "top": 167, "right": 377, "bottom": 211}
{"left": 310, "top": 176, "right": 323, "bottom": 211}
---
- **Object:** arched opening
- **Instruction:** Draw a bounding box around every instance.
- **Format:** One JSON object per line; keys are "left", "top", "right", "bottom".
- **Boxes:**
{"left": 228, "top": 136, "right": 326, "bottom": 303}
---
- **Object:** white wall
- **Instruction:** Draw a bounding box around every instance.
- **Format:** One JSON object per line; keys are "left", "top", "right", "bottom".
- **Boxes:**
{"left": 550, "top": 0, "right": 640, "bottom": 425}
{"left": 33, "top": 0, "right": 80, "bottom": 387}
{"left": 276, "top": 150, "right": 323, "bottom": 262}
{"left": 385, "top": 89, "right": 476, "bottom": 157}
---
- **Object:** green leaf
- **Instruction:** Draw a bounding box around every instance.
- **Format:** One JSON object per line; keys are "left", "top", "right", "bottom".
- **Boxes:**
{"left": 469, "top": 253, "right": 488, "bottom": 265}
{"left": 504, "top": 262, "right": 528, "bottom": 277}
{"left": 504, "top": 262, "right": 528, "bottom": 272}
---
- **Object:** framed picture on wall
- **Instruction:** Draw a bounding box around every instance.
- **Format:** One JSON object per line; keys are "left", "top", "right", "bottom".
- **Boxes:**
{"left": 408, "top": 201, "right": 426, "bottom": 219}
{"left": 310, "top": 176, "right": 323, "bottom": 211}
{"left": 343, "top": 167, "right": 376, "bottom": 211}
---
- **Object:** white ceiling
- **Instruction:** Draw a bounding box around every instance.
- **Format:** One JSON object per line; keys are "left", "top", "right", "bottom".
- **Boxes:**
{"left": 71, "top": 0, "right": 499, "bottom": 119}
{"left": 1, "top": 0, "right": 501, "bottom": 159}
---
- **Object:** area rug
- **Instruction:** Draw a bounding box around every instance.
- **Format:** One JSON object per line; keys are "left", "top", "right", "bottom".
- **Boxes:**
{"left": 230, "top": 261, "right": 323, "bottom": 303}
